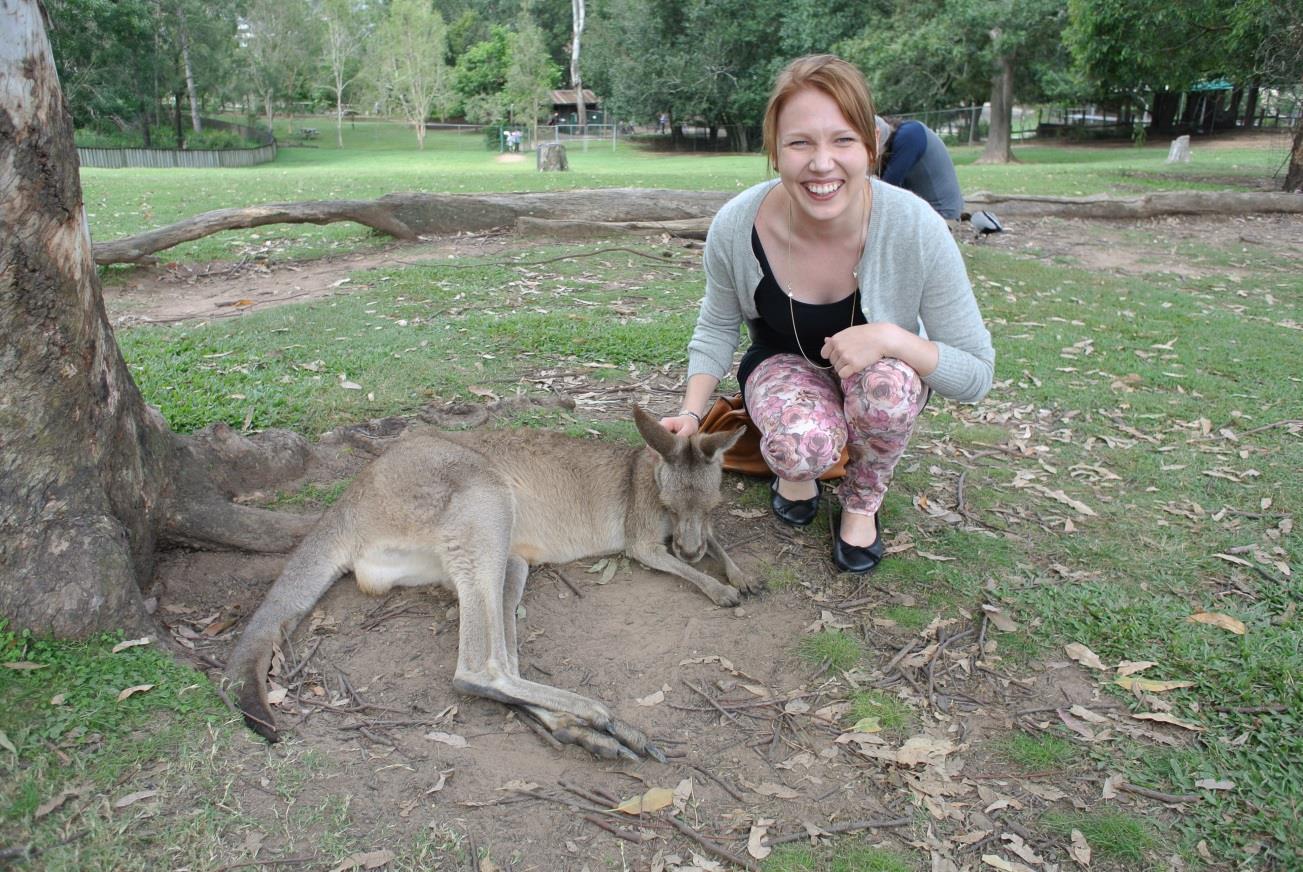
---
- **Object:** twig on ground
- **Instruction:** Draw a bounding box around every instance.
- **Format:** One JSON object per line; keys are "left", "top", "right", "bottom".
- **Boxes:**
{"left": 763, "top": 816, "right": 913, "bottom": 847}
{"left": 927, "top": 628, "right": 975, "bottom": 705}
{"left": 664, "top": 815, "right": 758, "bottom": 871}
{"left": 282, "top": 637, "right": 322, "bottom": 684}
{"left": 214, "top": 857, "right": 318, "bottom": 871}
{"left": 581, "top": 814, "right": 646, "bottom": 844}
{"left": 684, "top": 680, "right": 746, "bottom": 730}
{"left": 690, "top": 764, "right": 745, "bottom": 802}
{"left": 1214, "top": 704, "right": 1287, "bottom": 714}
{"left": 543, "top": 566, "right": 584, "bottom": 599}
{"left": 1118, "top": 781, "right": 1201, "bottom": 804}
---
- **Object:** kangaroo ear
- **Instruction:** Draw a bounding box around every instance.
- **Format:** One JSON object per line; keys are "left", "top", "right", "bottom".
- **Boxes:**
{"left": 695, "top": 424, "right": 745, "bottom": 462}
{"left": 632, "top": 404, "right": 682, "bottom": 458}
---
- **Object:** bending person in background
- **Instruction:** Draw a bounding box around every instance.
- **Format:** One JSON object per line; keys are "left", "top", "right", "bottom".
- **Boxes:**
{"left": 660, "top": 55, "right": 993, "bottom": 574}
{"left": 874, "top": 116, "right": 964, "bottom": 220}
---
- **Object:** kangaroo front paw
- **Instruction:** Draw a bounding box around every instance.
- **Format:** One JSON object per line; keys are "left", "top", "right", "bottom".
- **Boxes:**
{"left": 708, "top": 583, "right": 742, "bottom": 607}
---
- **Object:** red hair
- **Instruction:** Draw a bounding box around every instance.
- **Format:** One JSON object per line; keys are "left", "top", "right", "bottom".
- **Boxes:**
{"left": 762, "top": 55, "right": 878, "bottom": 171}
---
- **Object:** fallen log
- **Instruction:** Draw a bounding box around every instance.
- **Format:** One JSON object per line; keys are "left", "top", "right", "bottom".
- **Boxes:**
{"left": 963, "top": 190, "right": 1303, "bottom": 219}
{"left": 92, "top": 189, "right": 733, "bottom": 265}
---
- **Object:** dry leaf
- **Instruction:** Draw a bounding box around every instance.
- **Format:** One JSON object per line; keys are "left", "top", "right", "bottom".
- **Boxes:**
{"left": 329, "top": 849, "right": 396, "bottom": 872}
{"left": 49, "top": 693, "right": 66, "bottom": 706}
{"left": 1188, "top": 612, "right": 1246, "bottom": 635}
{"left": 35, "top": 785, "right": 89, "bottom": 819}
{"left": 849, "top": 716, "right": 883, "bottom": 733}
{"left": 981, "top": 604, "right": 1019, "bottom": 632}
{"left": 116, "top": 684, "right": 155, "bottom": 701}
{"left": 425, "top": 731, "right": 467, "bottom": 748}
{"left": 746, "top": 821, "right": 773, "bottom": 860}
{"left": 338, "top": 374, "right": 362, "bottom": 390}
{"left": 752, "top": 782, "right": 801, "bottom": 799}
{"left": 1065, "top": 642, "right": 1107, "bottom": 671}
{"left": 467, "top": 385, "right": 499, "bottom": 400}
{"left": 113, "top": 789, "right": 159, "bottom": 809}
{"left": 672, "top": 778, "right": 693, "bottom": 813}
{"left": 981, "top": 855, "right": 1034, "bottom": 872}
{"left": 1040, "top": 488, "right": 1097, "bottom": 516}
{"left": 111, "top": 637, "right": 152, "bottom": 653}
{"left": 917, "top": 551, "right": 956, "bottom": 562}
{"left": 1115, "top": 660, "right": 1156, "bottom": 677}
{"left": 1068, "top": 704, "right": 1110, "bottom": 724}
{"left": 1115, "top": 677, "right": 1194, "bottom": 693}
{"left": 0, "top": 731, "right": 15, "bottom": 755}
{"left": 613, "top": 787, "right": 674, "bottom": 815}
{"left": 1101, "top": 773, "right": 1125, "bottom": 799}
{"left": 637, "top": 690, "right": 665, "bottom": 707}
{"left": 1133, "top": 711, "right": 1203, "bottom": 731}
{"left": 1195, "top": 778, "right": 1234, "bottom": 791}
{"left": 3, "top": 661, "right": 47, "bottom": 670}
{"left": 897, "top": 735, "right": 957, "bottom": 766}
{"left": 1069, "top": 829, "right": 1092, "bottom": 866}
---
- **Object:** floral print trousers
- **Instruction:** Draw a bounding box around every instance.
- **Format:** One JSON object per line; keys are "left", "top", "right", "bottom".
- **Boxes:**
{"left": 745, "top": 354, "right": 928, "bottom": 515}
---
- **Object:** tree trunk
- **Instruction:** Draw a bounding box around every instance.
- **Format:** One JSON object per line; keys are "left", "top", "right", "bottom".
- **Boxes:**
{"left": 1151, "top": 91, "right": 1179, "bottom": 133}
{"left": 963, "top": 190, "right": 1303, "bottom": 218}
{"left": 174, "top": 91, "right": 185, "bottom": 148}
{"left": 335, "top": 75, "right": 345, "bottom": 148}
{"left": 1243, "top": 84, "right": 1260, "bottom": 129}
{"left": 1, "top": 0, "right": 171, "bottom": 636}
{"left": 977, "top": 53, "right": 1014, "bottom": 164}
{"left": 571, "top": 0, "right": 585, "bottom": 136}
{"left": 179, "top": 13, "right": 202, "bottom": 133}
{"left": 2, "top": 0, "right": 320, "bottom": 637}
{"left": 1285, "top": 115, "right": 1303, "bottom": 193}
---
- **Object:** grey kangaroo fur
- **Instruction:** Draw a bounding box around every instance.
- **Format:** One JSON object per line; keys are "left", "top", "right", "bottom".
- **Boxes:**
{"left": 224, "top": 406, "right": 751, "bottom": 761}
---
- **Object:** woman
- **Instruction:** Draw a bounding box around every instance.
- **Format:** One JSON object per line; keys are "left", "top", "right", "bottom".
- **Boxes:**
{"left": 660, "top": 55, "right": 993, "bottom": 573}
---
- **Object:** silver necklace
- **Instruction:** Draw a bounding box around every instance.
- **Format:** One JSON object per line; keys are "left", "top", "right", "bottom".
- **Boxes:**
{"left": 783, "top": 181, "right": 870, "bottom": 370}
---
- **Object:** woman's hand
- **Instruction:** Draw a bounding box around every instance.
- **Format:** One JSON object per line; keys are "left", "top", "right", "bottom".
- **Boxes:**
{"left": 820, "top": 323, "right": 901, "bottom": 380}
{"left": 659, "top": 413, "right": 700, "bottom": 437}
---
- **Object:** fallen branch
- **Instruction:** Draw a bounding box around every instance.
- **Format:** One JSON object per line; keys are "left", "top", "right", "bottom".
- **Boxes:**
{"left": 964, "top": 190, "right": 1303, "bottom": 219}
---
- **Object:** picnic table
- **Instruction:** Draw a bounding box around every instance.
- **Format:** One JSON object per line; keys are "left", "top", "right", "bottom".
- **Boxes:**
{"left": 299, "top": 127, "right": 318, "bottom": 140}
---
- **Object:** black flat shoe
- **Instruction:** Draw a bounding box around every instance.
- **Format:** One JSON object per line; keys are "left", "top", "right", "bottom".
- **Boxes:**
{"left": 770, "top": 477, "right": 819, "bottom": 527}
{"left": 833, "top": 511, "right": 884, "bottom": 573}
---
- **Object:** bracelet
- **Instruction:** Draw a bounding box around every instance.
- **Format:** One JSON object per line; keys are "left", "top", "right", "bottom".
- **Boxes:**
{"left": 679, "top": 409, "right": 702, "bottom": 425}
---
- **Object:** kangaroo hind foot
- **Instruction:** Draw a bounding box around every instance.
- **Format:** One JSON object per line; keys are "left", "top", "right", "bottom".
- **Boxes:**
{"left": 515, "top": 705, "right": 667, "bottom": 763}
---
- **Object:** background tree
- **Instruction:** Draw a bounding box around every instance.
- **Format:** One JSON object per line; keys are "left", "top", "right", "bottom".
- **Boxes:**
{"left": 451, "top": 25, "right": 511, "bottom": 123}
{"left": 366, "top": 0, "right": 453, "bottom": 148}
{"left": 504, "top": 10, "right": 562, "bottom": 141}
{"left": 570, "top": 0, "right": 586, "bottom": 134}
{"left": 245, "top": 0, "right": 322, "bottom": 131}
{"left": 46, "top": 0, "right": 158, "bottom": 136}
{"left": 319, "top": 0, "right": 372, "bottom": 148}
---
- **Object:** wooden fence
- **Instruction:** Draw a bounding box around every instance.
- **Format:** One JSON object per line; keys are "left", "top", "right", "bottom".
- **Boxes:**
{"left": 77, "top": 141, "right": 277, "bottom": 169}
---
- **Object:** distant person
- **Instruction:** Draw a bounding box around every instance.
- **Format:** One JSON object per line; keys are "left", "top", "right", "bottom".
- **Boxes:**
{"left": 658, "top": 112, "right": 670, "bottom": 134}
{"left": 548, "top": 112, "right": 559, "bottom": 126}
{"left": 874, "top": 116, "right": 964, "bottom": 220}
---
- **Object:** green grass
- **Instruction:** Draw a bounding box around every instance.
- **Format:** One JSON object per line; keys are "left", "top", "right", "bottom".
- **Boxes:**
{"left": 766, "top": 842, "right": 918, "bottom": 872}
{"left": 996, "top": 732, "right": 1079, "bottom": 770}
{"left": 847, "top": 690, "right": 913, "bottom": 735}
{"left": 1041, "top": 810, "right": 1155, "bottom": 863}
{"left": 798, "top": 630, "right": 863, "bottom": 672}
{"left": 116, "top": 246, "right": 706, "bottom": 434}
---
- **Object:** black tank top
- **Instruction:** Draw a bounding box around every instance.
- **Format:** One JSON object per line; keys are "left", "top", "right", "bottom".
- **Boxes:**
{"left": 737, "top": 226, "right": 866, "bottom": 396}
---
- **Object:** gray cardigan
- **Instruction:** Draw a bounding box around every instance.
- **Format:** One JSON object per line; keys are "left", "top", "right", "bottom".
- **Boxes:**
{"left": 687, "top": 178, "right": 994, "bottom": 403}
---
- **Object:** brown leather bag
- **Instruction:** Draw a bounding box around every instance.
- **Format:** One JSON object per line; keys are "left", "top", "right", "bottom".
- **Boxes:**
{"left": 698, "top": 394, "right": 848, "bottom": 480}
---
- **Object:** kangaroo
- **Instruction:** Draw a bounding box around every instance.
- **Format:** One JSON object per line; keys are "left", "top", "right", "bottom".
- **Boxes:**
{"left": 224, "top": 406, "right": 752, "bottom": 761}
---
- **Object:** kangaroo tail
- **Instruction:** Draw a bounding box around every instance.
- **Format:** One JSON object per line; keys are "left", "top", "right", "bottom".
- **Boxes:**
{"left": 225, "top": 538, "right": 348, "bottom": 741}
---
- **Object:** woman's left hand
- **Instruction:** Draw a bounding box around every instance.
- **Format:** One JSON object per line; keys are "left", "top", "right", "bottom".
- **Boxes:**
{"left": 820, "top": 323, "right": 901, "bottom": 380}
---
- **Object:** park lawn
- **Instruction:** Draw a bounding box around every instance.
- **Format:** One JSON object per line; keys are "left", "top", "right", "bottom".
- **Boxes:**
{"left": 7, "top": 216, "right": 1299, "bottom": 867}
{"left": 83, "top": 119, "right": 1284, "bottom": 269}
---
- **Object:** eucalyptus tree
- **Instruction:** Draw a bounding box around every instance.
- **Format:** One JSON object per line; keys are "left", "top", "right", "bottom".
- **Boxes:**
{"left": 318, "top": 0, "right": 373, "bottom": 147}
{"left": 366, "top": 0, "right": 453, "bottom": 148}
{"left": 245, "top": 0, "right": 323, "bottom": 130}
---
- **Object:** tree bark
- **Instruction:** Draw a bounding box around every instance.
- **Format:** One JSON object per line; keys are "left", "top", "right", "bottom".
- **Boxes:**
{"left": 1, "top": 0, "right": 171, "bottom": 636}
{"left": 976, "top": 52, "right": 1015, "bottom": 164}
{"left": 178, "top": 13, "right": 202, "bottom": 133}
{"left": 1151, "top": 91, "right": 1179, "bottom": 134}
{"left": 1285, "top": 115, "right": 1303, "bottom": 193}
{"left": 2, "top": 0, "right": 319, "bottom": 637}
{"left": 1243, "top": 84, "right": 1260, "bottom": 129}
{"left": 571, "top": 0, "right": 585, "bottom": 136}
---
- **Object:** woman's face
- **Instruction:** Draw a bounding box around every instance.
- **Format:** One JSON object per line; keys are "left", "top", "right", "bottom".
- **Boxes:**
{"left": 775, "top": 88, "right": 870, "bottom": 226}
